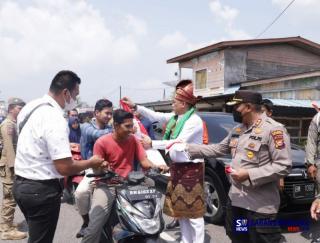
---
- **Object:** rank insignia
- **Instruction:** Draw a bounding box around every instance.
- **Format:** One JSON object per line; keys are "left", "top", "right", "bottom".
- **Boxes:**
{"left": 230, "top": 139, "right": 238, "bottom": 147}
{"left": 248, "top": 143, "right": 255, "bottom": 149}
{"left": 247, "top": 151, "right": 254, "bottom": 159}
{"left": 255, "top": 119, "right": 262, "bottom": 127}
{"left": 271, "top": 130, "right": 285, "bottom": 149}
{"left": 254, "top": 128, "right": 262, "bottom": 134}
{"left": 235, "top": 127, "right": 241, "bottom": 133}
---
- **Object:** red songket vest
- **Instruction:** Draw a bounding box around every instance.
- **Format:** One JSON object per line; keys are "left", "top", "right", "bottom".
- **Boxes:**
{"left": 163, "top": 115, "right": 205, "bottom": 218}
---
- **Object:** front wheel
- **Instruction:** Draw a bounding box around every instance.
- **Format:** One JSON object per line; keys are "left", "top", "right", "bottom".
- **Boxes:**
{"left": 119, "top": 235, "right": 160, "bottom": 243}
{"left": 145, "top": 236, "right": 160, "bottom": 243}
{"left": 204, "top": 169, "right": 228, "bottom": 224}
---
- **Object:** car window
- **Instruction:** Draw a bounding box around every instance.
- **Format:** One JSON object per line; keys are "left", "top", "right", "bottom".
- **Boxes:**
{"left": 200, "top": 114, "right": 238, "bottom": 144}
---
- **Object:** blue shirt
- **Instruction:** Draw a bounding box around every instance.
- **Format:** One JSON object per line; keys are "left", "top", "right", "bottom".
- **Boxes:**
{"left": 141, "top": 117, "right": 155, "bottom": 140}
{"left": 80, "top": 119, "right": 113, "bottom": 159}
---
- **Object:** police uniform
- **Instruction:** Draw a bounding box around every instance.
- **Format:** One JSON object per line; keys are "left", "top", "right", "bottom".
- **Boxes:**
{"left": 186, "top": 91, "right": 292, "bottom": 243}
{"left": 0, "top": 98, "right": 26, "bottom": 240}
{"left": 306, "top": 113, "right": 320, "bottom": 195}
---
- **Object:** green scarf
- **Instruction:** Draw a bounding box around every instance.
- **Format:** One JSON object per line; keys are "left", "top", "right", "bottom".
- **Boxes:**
{"left": 163, "top": 107, "right": 195, "bottom": 140}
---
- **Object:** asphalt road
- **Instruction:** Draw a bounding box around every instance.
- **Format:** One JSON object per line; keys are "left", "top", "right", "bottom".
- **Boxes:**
{"left": 1, "top": 190, "right": 320, "bottom": 242}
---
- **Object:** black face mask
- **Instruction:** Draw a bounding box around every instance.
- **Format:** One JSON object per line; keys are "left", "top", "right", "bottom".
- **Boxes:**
{"left": 232, "top": 109, "right": 243, "bottom": 123}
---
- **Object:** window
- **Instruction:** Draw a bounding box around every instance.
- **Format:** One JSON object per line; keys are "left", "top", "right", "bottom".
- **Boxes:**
{"left": 195, "top": 69, "right": 207, "bottom": 89}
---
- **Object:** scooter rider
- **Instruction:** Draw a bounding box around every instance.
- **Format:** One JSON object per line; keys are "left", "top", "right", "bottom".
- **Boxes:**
{"left": 81, "top": 109, "right": 168, "bottom": 243}
{"left": 74, "top": 99, "right": 113, "bottom": 238}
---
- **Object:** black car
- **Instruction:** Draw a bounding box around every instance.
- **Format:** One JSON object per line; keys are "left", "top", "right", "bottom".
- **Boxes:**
{"left": 153, "top": 112, "right": 315, "bottom": 224}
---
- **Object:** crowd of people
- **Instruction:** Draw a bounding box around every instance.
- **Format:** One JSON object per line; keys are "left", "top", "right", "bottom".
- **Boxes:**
{"left": 0, "top": 70, "right": 319, "bottom": 243}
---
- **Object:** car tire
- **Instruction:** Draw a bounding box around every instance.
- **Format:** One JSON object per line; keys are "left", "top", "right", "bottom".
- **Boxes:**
{"left": 204, "top": 168, "right": 228, "bottom": 224}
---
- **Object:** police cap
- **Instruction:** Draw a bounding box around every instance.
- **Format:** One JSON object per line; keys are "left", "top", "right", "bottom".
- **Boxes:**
{"left": 8, "top": 97, "right": 26, "bottom": 107}
{"left": 226, "top": 90, "right": 262, "bottom": 106}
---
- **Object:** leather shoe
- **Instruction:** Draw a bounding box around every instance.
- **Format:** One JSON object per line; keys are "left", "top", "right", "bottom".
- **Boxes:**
{"left": 76, "top": 224, "right": 87, "bottom": 238}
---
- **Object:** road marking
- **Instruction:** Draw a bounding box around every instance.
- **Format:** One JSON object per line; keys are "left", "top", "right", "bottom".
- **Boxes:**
{"left": 160, "top": 232, "right": 176, "bottom": 242}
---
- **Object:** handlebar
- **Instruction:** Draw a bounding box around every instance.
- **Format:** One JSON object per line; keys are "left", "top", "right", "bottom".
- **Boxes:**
{"left": 86, "top": 171, "right": 124, "bottom": 186}
{"left": 86, "top": 170, "right": 117, "bottom": 178}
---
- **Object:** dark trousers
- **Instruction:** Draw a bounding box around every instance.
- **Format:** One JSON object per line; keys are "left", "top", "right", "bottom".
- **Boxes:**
{"left": 13, "top": 176, "right": 63, "bottom": 243}
{"left": 225, "top": 200, "right": 282, "bottom": 243}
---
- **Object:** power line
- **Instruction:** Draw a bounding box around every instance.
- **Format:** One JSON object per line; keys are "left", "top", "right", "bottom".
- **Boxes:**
{"left": 255, "top": 0, "right": 295, "bottom": 39}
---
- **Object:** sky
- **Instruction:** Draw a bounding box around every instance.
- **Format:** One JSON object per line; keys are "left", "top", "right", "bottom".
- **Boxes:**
{"left": 0, "top": 0, "right": 319, "bottom": 107}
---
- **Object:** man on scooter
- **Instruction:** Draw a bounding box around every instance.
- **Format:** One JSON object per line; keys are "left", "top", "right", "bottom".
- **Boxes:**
{"left": 81, "top": 109, "right": 168, "bottom": 243}
{"left": 75, "top": 99, "right": 113, "bottom": 238}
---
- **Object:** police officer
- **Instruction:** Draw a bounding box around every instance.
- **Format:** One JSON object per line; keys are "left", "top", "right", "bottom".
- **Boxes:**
{"left": 0, "top": 97, "right": 27, "bottom": 240}
{"left": 261, "top": 99, "right": 274, "bottom": 118}
{"left": 307, "top": 111, "right": 320, "bottom": 221}
{"left": 174, "top": 91, "right": 292, "bottom": 243}
{"left": 306, "top": 111, "right": 320, "bottom": 182}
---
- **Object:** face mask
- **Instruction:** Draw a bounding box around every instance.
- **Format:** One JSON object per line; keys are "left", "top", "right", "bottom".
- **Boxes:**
{"left": 232, "top": 109, "right": 243, "bottom": 123}
{"left": 64, "top": 91, "right": 77, "bottom": 111}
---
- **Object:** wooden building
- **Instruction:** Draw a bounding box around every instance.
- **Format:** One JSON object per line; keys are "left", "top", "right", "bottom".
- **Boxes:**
{"left": 144, "top": 37, "right": 320, "bottom": 144}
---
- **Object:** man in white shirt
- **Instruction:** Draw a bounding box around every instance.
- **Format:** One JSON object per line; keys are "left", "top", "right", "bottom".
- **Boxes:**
{"left": 122, "top": 79, "right": 205, "bottom": 243}
{"left": 13, "top": 70, "right": 105, "bottom": 243}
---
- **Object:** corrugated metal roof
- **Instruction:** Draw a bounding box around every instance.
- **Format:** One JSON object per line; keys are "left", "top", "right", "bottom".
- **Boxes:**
{"left": 224, "top": 85, "right": 240, "bottom": 95}
{"left": 270, "top": 99, "right": 319, "bottom": 108}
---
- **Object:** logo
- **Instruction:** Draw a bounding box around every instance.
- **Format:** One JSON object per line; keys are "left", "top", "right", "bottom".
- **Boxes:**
{"left": 235, "top": 218, "right": 248, "bottom": 232}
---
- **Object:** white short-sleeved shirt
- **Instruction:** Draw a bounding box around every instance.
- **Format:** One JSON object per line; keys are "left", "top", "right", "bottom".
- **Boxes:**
{"left": 15, "top": 94, "right": 72, "bottom": 180}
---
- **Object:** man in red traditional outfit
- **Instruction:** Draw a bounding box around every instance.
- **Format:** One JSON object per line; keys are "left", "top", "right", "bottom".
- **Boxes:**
{"left": 122, "top": 79, "right": 205, "bottom": 243}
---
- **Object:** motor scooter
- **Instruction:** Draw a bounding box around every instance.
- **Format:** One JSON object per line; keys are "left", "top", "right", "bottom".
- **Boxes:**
{"left": 87, "top": 168, "right": 164, "bottom": 243}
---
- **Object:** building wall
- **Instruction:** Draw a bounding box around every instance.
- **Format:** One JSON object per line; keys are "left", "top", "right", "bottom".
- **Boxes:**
{"left": 179, "top": 43, "right": 320, "bottom": 98}
{"left": 224, "top": 48, "right": 247, "bottom": 87}
{"left": 248, "top": 76, "right": 320, "bottom": 100}
{"left": 246, "top": 44, "right": 320, "bottom": 80}
{"left": 179, "top": 51, "right": 225, "bottom": 97}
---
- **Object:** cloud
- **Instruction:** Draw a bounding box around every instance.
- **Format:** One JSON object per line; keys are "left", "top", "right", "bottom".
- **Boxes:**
{"left": 209, "top": 0, "right": 238, "bottom": 25}
{"left": 271, "top": 0, "right": 320, "bottom": 18}
{"left": 209, "top": 0, "right": 250, "bottom": 40}
{"left": 158, "top": 31, "right": 188, "bottom": 49}
{"left": 0, "top": 0, "right": 145, "bottom": 94}
{"left": 125, "top": 14, "right": 147, "bottom": 36}
{"left": 270, "top": 0, "right": 320, "bottom": 40}
{"left": 159, "top": 31, "right": 215, "bottom": 50}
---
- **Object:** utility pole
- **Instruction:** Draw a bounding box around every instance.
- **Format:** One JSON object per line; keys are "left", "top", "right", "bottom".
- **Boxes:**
{"left": 163, "top": 88, "right": 166, "bottom": 100}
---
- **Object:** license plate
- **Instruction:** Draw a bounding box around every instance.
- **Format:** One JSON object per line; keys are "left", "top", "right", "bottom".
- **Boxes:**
{"left": 127, "top": 188, "right": 162, "bottom": 201}
{"left": 293, "top": 183, "right": 315, "bottom": 199}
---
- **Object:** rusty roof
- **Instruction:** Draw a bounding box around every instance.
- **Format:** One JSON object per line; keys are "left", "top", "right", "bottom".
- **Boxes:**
{"left": 167, "top": 36, "right": 320, "bottom": 63}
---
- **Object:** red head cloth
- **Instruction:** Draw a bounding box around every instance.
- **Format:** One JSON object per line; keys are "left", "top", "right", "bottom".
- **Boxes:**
{"left": 175, "top": 79, "right": 201, "bottom": 106}
{"left": 119, "top": 99, "right": 148, "bottom": 135}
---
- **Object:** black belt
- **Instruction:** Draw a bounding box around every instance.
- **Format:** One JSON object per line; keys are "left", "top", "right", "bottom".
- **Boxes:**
{"left": 15, "top": 175, "right": 64, "bottom": 185}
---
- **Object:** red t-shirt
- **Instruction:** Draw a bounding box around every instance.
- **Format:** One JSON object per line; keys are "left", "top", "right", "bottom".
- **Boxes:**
{"left": 93, "top": 134, "right": 146, "bottom": 178}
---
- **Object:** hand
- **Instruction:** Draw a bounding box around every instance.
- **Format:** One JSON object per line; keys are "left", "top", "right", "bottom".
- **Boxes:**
{"left": 88, "top": 155, "right": 106, "bottom": 169}
{"left": 231, "top": 168, "right": 249, "bottom": 183}
{"left": 122, "top": 97, "right": 135, "bottom": 109}
{"left": 312, "top": 101, "right": 320, "bottom": 112}
{"left": 278, "top": 178, "right": 284, "bottom": 191}
{"left": 133, "top": 125, "right": 138, "bottom": 134}
{"left": 307, "top": 164, "right": 317, "bottom": 180}
{"left": 311, "top": 198, "right": 320, "bottom": 220}
{"left": 157, "top": 164, "right": 169, "bottom": 173}
{"left": 140, "top": 134, "right": 152, "bottom": 149}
